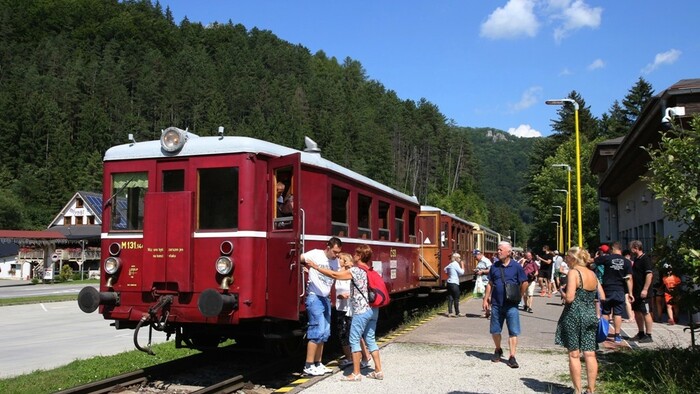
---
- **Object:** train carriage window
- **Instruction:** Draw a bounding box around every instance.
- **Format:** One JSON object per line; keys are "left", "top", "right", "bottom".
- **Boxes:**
{"left": 394, "top": 207, "right": 404, "bottom": 242}
{"left": 274, "top": 168, "right": 294, "bottom": 230}
{"left": 408, "top": 211, "right": 417, "bottom": 244}
{"left": 163, "top": 169, "right": 185, "bottom": 192}
{"left": 111, "top": 172, "right": 148, "bottom": 231}
{"left": 357, "top": 194, "right": 372, "bottom": 239}
{"left": 378, "top": 201, "right": 390, "bottom": 240}
{"left": 199, "top": 167, "right": 238, "bottom": 229}
{"left": 331, "top": 186, "right": 349, "bottom": 236}
{"left": 440, "top": 222, "right": 448, "bottom": 248}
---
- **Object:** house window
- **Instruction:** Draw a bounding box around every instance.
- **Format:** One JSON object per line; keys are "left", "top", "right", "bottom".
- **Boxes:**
{"left": 76, "top": 216, "right": 84, "bottom": 225}
{"left": 76, "top": 198, "right": 84, "bottom": 208}
{"left": 64, "top": 215, "right": 71, "bottom": 225}
{"left": 331, "top": 185, "right": 349, "bottom": 237}
{"left": 198, "top": 167, "right": 238, "bottom": 229}
{"left": 357, "top": 194, "right": 372, "bottom": 239}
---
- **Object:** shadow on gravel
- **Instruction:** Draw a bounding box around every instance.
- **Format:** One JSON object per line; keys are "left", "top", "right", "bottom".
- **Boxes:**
{"left": 464, "top": 350, "right": 494, "bottom": 361}
{"left": 463, "top": 313, "right": 483, "bottom": 318}
{"left": 521, "top": 377, "right": 571, "bottom": 393}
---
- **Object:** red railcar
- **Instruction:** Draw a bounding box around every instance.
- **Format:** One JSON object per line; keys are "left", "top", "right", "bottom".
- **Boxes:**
{"left": 78, "top": 127, "right": 421, "bottom": 351}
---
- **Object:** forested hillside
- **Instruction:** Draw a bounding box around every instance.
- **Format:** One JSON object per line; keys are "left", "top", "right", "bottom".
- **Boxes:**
{"left": 0, "top": 0, "right": 529, "bottom": 234}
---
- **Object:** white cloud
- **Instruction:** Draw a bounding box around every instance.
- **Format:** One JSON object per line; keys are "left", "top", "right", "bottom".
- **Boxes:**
{"left": 548, "top": 0, "right": 602, "bottom": 43}
{"left": 511, "top": 86, "right": 542, "bottom": 112}
{"left": 642, "top": 49, "right": 682, "bottom": 74}
{"left": 558, "top": 67, "right": 573, "bottom": 76}
{"left": 507, "top": 124, "right": 542, "bottom": 138}
{"left": 480, "top": 0, "right": 539, "bottom": 40}
{"left": 588, "top": 58, "right": 605, "bottom": 70}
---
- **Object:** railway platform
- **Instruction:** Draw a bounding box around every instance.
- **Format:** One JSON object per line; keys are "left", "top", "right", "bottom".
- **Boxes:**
{"left": 289, "top": 292, "right": 694, "bottom": 394}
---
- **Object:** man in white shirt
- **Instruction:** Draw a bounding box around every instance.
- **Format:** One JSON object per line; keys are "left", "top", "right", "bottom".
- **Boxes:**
{"left": 299, "top": 237, "right": 342, "bottom": 376}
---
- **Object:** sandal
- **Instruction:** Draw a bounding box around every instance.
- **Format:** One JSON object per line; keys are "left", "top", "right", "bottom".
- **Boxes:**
{"left": 340, "top": 373, "right": 362, "bottom": 381}
{"left": 367, "top": 371, "right": 384, "bottom": 380}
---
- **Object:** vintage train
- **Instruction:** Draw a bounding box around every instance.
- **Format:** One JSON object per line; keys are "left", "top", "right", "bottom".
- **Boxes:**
{"left": 77, "top": 127, "right": 505, "bottom": 353}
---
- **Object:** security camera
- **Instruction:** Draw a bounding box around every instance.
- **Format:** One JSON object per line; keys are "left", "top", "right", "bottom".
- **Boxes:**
{"left": 661, "top": 106, "right": 686, "bottom": 131}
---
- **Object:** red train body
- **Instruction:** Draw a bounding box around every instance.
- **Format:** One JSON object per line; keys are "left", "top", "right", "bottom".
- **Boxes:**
{"left": 77, "top": 127, "right": 504, "bottom": 351}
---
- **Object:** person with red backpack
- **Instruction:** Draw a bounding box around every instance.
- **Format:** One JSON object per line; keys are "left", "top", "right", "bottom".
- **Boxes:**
{"left": 304, "top": 244, "right": 385, "bottom": 381}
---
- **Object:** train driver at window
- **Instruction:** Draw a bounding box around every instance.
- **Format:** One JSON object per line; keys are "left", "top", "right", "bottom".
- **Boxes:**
{"left": 276, "top": 181, "right": 294, "bottom": 216}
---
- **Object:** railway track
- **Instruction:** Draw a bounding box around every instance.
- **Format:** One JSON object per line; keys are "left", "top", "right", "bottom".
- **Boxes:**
{"left": 54, "top": 345, "right": 291, "bottom": 394}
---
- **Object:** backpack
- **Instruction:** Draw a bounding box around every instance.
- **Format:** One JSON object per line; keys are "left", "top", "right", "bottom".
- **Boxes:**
{"left": 352, "top": 265, "right": 391, "bottom": 308}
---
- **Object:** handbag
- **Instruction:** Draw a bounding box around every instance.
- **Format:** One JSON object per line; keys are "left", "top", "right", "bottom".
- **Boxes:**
{"left": 474, "top": 275, "right": 485, "bottom": 294}
{"left": 500, "top": 266, "right": 521, "bottom": 304}
{"left": 597, "top": 317, "right": 610, "bottom": 343}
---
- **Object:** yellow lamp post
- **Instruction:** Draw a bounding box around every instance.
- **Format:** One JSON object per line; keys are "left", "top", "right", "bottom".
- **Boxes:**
{"left": 554, "top": 188, "right": 570, "bottom": 250}
{"left": 547, "top": 100, "right": 583, "bottom": 247}
{"left": 551, "top": 221, "right": 560, "bottom": 251}
{"left": 553, "top": 163, "right": 572, "bottom": 250}
{"left": 552, "top": 207, "right": 563, "bottom": 252}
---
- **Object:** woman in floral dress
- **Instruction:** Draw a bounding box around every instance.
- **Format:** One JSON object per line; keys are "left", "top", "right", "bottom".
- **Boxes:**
{"left": 555, "top": 247, "right": 605, "bottom": 394}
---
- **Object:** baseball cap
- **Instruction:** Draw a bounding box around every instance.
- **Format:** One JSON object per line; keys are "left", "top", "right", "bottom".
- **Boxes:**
{"left": 598, "top": 244, "right": 610, "bottom": 253}
{"left": 473, "top": 249, "right": 481, "bottom": 256}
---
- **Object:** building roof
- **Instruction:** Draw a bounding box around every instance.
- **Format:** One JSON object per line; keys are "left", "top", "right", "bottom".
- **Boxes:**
{"left": 0, "top": 230, "right": 68, "bottom": 245}
{"left": 0, "top": 243, "right": 19, "bottom": 258}
{"left": 48, "top": 191, "right": 103, "bottom": 227}
{"left": 596, "top": 78, "right": 700, "bottom": 197}
{"left": 48, "top": 225, "right": 101, "bottom": 241}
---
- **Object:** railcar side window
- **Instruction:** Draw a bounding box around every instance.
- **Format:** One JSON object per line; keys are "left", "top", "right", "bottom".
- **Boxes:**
{"left": 331, "top": 186, "right": 349, "bottom": 237}
{"left": 378, "top": 201, "right": 390, "bottom": 240}
{"left": 199, "top": 167, "right": 238, "bottom": 229}
{"left": 357, "top": 194, "right": 372, "bottom": 239}
{"left": 395, "top": 207, "right": 404, "bottom": 242}
{"left": 111, "top": 172, "right": 148, "bottom": 231}
{"left": 408, "top": 211, "right": 417, "bottom": 244}
{"left": 273, "top": 168, "right": 294, "bottom": 230}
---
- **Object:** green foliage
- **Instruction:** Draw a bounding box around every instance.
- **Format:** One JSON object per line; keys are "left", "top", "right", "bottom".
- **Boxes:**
{"left": 599, "top": 348, "right": 700, "bottom": 393}
{"left": 645, "top": 116, "right": 700, "bottom": 314}
{"left": 58, "top": 264, "right": 74, "bottom": 282}
{"left": 0, "top": 0, "right": 492, "bottom": 228}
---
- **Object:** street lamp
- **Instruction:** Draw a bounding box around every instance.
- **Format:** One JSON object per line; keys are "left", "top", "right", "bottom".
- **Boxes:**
{"left": 553, "top": 163, "right": 572, "bottom": 249}
{"left": 552, "top": 207, "right": 563, "bottom": 252}
{"left": 551, "top": 221, "right": 560, "bottom": 252}
{"left": 554, "top": 188, "right": 570, "bottom": 250}
{"left": 547, "top": 100, "right": 583, "bottom": 247}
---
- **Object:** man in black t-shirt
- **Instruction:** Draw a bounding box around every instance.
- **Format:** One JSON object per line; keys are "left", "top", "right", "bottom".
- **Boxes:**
{"left": 630, "top": 240, "right": 654, "bottom": 343}
{"left": 536, "top": 245, "right": 554, "bottom": 298}
{"left": 599, "top": 242, "right": 633, "bottom": 343}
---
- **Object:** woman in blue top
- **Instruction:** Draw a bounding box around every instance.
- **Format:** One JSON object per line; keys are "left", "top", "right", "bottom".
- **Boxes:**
{"left": 444, "top": 253, "right": 465, "bottom": 317}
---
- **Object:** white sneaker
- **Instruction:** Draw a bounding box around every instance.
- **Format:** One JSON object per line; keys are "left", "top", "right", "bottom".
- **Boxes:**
{"left": 360, "top": 359, "right": 371, "bottom": 369}
{"left": 317, "top": 362, "right": 333, "bottom": 374}
{"left": 303, "top": 365, "right": 324, "bottom": 376}
{"left": 338, "top": 359, "right": 353, "bottom": 369}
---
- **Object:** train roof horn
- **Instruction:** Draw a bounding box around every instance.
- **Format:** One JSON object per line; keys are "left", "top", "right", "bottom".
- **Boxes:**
{"left": 304, "top": 136, "right": 321, "bottom": 154}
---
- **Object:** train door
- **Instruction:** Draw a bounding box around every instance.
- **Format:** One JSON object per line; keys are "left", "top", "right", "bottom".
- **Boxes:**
{"left": 267, "top": 154, "right": 302, "bottom": 320}
{"left": 142, "top": 161, "right": 194, "bottom": 292}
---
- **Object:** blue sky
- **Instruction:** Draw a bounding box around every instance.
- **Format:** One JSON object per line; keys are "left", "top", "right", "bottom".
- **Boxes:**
{"left": 158, "top": 0, "right": 699, "bottom": 137}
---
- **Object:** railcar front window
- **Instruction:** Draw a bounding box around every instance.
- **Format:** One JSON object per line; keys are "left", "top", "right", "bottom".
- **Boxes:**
{"left": 199, "top": 167, "right": 238, "bottom": 229}
{"left": 163, "top": 169, "right": 185, "bottom": 192}
{"left": 111, "top": 172, "right": 148, "bottom": 231}
{"left": 408, "top": 211, "right": 417, "bottom": 244}
{"left": 395, "top": 207, "right": 404, "bottom": 242}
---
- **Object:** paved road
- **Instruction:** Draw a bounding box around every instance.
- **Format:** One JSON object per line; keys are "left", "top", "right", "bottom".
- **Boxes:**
{"left": 0, "top": 300, "right": 168, "bottom": 379}
{"left": 0, "top": 281, "right": 94, "bottom": 299}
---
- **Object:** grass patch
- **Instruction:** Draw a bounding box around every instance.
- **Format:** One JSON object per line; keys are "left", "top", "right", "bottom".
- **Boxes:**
{"left": 0, "top": 341, "right": 200, "bottom": 393}
{"left": 599, "top": 347, "right": 700, "bottom": 393}
{"left": 0, "top": 294, "right": 78, "bottom": 306}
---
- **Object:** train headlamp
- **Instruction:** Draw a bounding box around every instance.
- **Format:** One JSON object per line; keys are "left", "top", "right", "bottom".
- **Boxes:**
{"left": 104, "top": 256, "right": 122, "bottom": 275}
{"left": 215, "top": 256, "right": 233, "bottom": 275}
{"left": 160, "top": 127, "right": 187, "bottom": 153}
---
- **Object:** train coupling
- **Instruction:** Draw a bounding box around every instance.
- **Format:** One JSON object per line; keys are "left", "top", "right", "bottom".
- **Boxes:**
{"left": 77, "top": 286, "right": 120, "bottom": 313}
{"left": 198, "top": 288, "right": 239, "bottom": 317}
{"left": 134, "top": 295, "right": 173, "bottom": 355}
